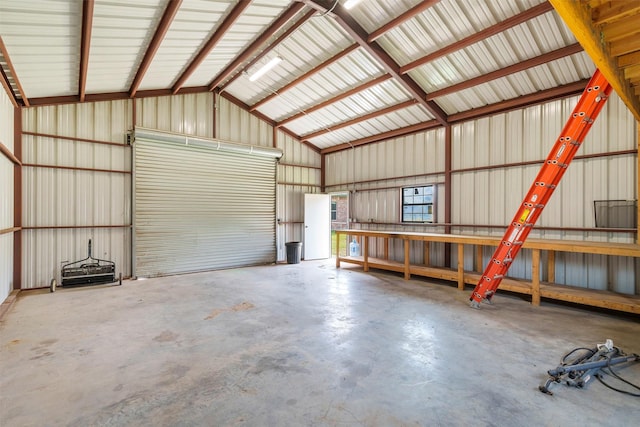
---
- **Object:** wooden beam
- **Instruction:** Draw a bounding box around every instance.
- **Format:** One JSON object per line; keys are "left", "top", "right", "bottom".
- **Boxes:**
{"left": 172, "top": 0, "right": 250, "bottom": 94}
{"left": 208, "top": 2, "right": 306, "bottom": 91}
{"left": 368, "top": 0, "right": 440, "bottom": 42}
{"left": 618, "top": 51, "right": 640, "bottom": 68}
{"left": 427, "top": 44, "right": 583, "bottom": 100}
{"left": 79, "top": 0, "right": 95, "bottom": 102}
{"left": 549, "top": 0, "right": 640, "bottom": 121}
{"left": 638, "top": 125, "right": 639, "bottom": 244}
{"left": 0, "top": 36, "right": 28, "bottom": 106}
{"left": 277, "top": 74, "right": 392, "bottom": 127}
{"left": 301, "top": 99, "right": 417, "bottom": 141}
{"left": 250, "top": 44, "right": 359, "bottom": 111}
{"left": 600, "top": 15, "right": 640, "bottom": 42}
{"left": 592, "top": 1, "right": 640, "bottom": 26}
{"left": 220, "top": 8, "right": 316, "bottom": 91}
{"left": 130, "top": 0, "right": 183, "bottom": 97}
{"left": 400, "top": 2, "right": 554, "bottom": 74}
{"left": 302, "top": 0, "right": 448, "bottom": 126}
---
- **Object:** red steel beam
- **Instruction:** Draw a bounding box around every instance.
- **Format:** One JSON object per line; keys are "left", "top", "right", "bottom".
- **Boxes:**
{"left": 172, "top": 0, "right": 250, "bottom": 94}
{"left": 13, "top": 106, "right": 22, "bottom": 290}
{"left": 400, "top": 1, "right": 554, "bottom": 74}
{"left": 130, "top": 0, "right": 183, "bottom": 97}
{"left": 0, "top": 36, "right": 29, "bottom": 106}
{"left": 79, "top": 0, "right": 95, "bottom": 102}
{"left": 221, "top": 8, "right": 316, "bottom": 91}
{"left": 302, "top": 99, "right": 417, "bottom": 141}
{"left": 208, "top": 2, "right": 306, "bottom": 91}
{"left": 302, "top": 0, "right": 448, "bottom": 126}
{"left": 219, "top": 91, "right": 320, "bottom": 153}
{"left": 448, "top": 79, "right": 587, "bottom": 123}
{"left": 427, "top": 43, "right": 583, "bottom": 100}
{"left": 320, "top": 120, "right": 440, "bottom": 154}
{"left": 321, "top": 78, "right": 586, "bottom": 154}
{"left": 250, "top": 43, "right": 359, "bottom": 111}
{"left": 277, "top": 74, "right": 392, "bottom": 127}
{"left": 368, "top": 0, "right": 440, "bottom": 42}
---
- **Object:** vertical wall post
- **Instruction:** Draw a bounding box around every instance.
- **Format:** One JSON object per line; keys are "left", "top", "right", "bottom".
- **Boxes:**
{"left": 444, "top": 124, "right": 452, "bottom": 266}
{"left": 320, "top": 153, "right": 326, "bottom": 193}
{"left": 12, "top": 106, "right": 22, "bottom": 290}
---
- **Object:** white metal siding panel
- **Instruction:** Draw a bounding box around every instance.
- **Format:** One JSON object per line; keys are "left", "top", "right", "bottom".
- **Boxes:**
{"left": 87, "top": 0, "right": 166, "bottom": 94}
{"left": 183, "top": 0, "right": 292, "bottom": 88}
{"left": 0, "top": 233, "right": 12, "bottom": 302}
{"left": 216, "top": 95, "right": 272, "bottom": 145}
{"left": 133, "top": 130, "right": 279, "bottom": 277}
{"left": 0, "top": 88, "right": 14, "bottom": 151}
{"left": 223, "top": 13, "right": 351, "bottom": 105}
{"left": 0, "top": 0, "right": 80, "bottom": 97}
{"left": 136, "top": 93, "right": 213, "bottom": 138}
{"left": 21, "top": 101, "right": 132, "bottom": 289}
{"left": 137, "top": 0, "right": 231, "bottom": 90}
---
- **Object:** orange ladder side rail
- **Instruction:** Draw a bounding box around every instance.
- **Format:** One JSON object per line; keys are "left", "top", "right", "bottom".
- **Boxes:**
{"left": 470, "top": 69, "right": 612, "bottom": 308}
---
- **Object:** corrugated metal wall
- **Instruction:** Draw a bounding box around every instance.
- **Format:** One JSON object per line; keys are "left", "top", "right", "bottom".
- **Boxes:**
{"left": 136, "top": 93, "right": 214, "bottom": 138}
{"left": 276, "top": 130, "right": 322, "bottom": 261}
{"left": 0, "top": 88, "right": 15, "bottom": 302}
{"left": 18, "top": 92, "right": 321, "bottom": 288}
{"left": 216, "top": 95, "right": 274, "bottom": 146}
{"left": 21, "top": 100, "right": 133, "bottom": 289}
{"left": 326, "top": 93, "right": 638, "bottom": 293}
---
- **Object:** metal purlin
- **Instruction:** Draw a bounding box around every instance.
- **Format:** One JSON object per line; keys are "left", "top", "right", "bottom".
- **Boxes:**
{"left": 470, "top": 69, "right": 612, "bottom": 308}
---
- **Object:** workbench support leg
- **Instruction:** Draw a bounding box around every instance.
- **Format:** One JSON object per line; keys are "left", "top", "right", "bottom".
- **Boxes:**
{"left": 404, "top": 239, "right": 410, "bottom": 280}
{"left": 547, "top": 250, "right": 555, "bottom": 283}
{"left": 532, "top": 249, "right": 541, "bottom": 306}
{"left": 424, "top": 242, "right": 430, "bottom": 266}
{"left": 457, "top": 243, "right": 465, "bottom": 290}
{"left": 364, "top": 236, "right": 369, "bottom": 272}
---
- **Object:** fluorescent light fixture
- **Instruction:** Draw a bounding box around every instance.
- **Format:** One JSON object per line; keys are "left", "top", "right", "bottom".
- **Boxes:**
{"left": 344, "top": 0, "right": 363, "bottom": 9}
{"left": 249, "top": 56, "right": 282, "bottom": 82}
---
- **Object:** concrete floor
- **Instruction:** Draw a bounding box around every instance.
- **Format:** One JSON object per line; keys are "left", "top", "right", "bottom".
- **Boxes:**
{"left": 1, "top": 260, "right": 639, "bottom": 426}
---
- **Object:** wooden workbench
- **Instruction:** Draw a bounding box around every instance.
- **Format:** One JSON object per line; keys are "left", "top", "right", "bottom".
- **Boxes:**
{"left": 335, "top": 230, "right": 640, "bottom": 314}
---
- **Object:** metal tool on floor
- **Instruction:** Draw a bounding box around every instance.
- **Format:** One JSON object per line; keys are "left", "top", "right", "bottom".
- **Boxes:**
{"left": 539, "top": 339, "right": 640, "bottom": 396}
{"left": 469, "top": 69, "right": 612, "bottom": 308}
{"left": 50, "top": 239, "right": 122, "bottom": 292}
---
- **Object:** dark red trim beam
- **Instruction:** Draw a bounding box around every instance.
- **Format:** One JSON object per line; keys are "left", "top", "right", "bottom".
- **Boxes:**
{"left": 427, "top": 43, "right": 583, "bottom": 100}
{"left": 302, "top": 99, "right": 417, "bottom": 141}
{"left": 251, "top": 44, "right": 359, "bottom": 112}
{"left": 208, "top": 2, "right": 306, "bottom": 91}
{"left": 400, "top": 2, "right": 554, "bottom": 74}
{"left": 0, "top": 36, "right": 28, "bottom": 106}
{"left": 277, "top": 74, "right": 392, "bottom": 127}
{"left": 219, "top": 91, "right": 321, "bottom": 153}
{"left": 172, "top": 0, "right": 250, "bottom": 94}
{"left": 0, "top": 141, "right": 21, "bottom": 165}
{"left": 320, "top": 120, "right": 440, "bottom": 154}
{"left": 221, "top": 8, "right": 316, "bottom": 91}
{"left": 79, "top": 0, "right": 95, "bottom": 102}
{"left": 130, "top": 0, "right": 183, "bottom": 97}
{"left": 368, "top": 0, "right": 440, "bottom": 42}
{"left": 302, "top": 0, "right": 448, "bottom": 126}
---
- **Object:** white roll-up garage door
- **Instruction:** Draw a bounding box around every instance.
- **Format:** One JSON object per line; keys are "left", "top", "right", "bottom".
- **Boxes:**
{"left": 133, "top": 128, "right": 282, "bottom": 278}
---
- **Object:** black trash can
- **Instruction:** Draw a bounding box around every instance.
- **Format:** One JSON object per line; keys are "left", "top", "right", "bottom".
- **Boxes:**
{"left": 285, "top": 241, "right": 302, "bottom": 264}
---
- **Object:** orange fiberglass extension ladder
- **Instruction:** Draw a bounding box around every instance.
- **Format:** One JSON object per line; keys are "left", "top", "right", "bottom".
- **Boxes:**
{"left": 470, "top": 69, "right": 613, "bottom": 309}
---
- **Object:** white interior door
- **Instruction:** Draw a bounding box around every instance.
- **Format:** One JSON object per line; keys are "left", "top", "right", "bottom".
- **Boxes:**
{"left": 304, "top": 193, "right": 331, "bottom": 260}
